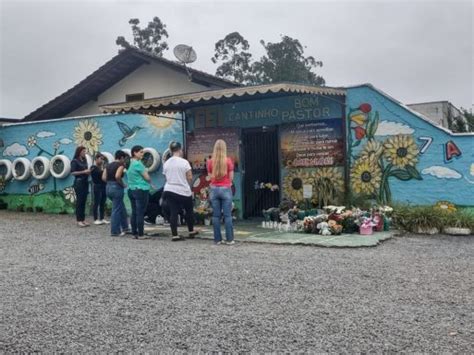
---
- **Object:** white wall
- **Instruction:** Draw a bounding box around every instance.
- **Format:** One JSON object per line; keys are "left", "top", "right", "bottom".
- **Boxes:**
{"left": 66, "top": 62, "right": 223, "bottom": 117}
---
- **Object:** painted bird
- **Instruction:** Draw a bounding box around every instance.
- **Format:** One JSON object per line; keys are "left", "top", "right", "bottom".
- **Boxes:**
{"left": 28, "top": 181, "right": 45, "bottom": 195}
{"left": 117, "top": 121, "right": 143, "bottom": 147}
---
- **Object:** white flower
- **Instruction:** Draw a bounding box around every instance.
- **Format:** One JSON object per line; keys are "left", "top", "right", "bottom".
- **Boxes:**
{"left": 63, "top": 186, "right": 76, "bottom": 203}
{"left": 27, "top": 136, "right": 37, "bottom": 147}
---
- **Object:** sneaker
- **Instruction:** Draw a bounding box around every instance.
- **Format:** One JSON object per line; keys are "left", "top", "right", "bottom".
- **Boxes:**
{"left": 137, "top": 235, "right": 150, "bottom": 240}
{"left": 123, "top": 229, "right": 132, "bottom": 234}
{"left": 187, "top": 230, "right": 199, "bottom": 239}
{"left": 119, "top": 231, "right": 126, "bottom": 237}
{"left": 226, "top": 240, "right": 235, "bottom": 245}
{"left": 82, "top": 221, "right": 90, "bottom": 226}
{"left": 94, "top": 220, "right": 104, "bottom": 225}
{"left": 101, "top": 219, "right": 110, "bottom": 224}
{"left": 78, "top": 222, "right": 89, "bottom": 228}
{"left": 214, "top": 241, "right": 223, "bottom": 245}
{"left": 171, "top": 236, "right": 185, "bottom": 242}
{"left": 144, "top": 220, "right": 152, "bottom": 225}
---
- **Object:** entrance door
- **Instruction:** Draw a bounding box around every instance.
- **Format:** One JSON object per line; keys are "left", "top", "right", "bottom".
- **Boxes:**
{"left": 242, "top": 126, "right": 280, "bottom": 218}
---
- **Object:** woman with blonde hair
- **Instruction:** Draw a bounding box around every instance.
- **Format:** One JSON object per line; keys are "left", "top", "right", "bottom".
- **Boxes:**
{"left": 207, "top": 139, "right": 235, "bottom": 245}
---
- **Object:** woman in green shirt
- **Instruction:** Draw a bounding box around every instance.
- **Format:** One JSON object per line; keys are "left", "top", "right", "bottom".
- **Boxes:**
{"left": 127, "top": 145, "right": 156, "bottom": 239}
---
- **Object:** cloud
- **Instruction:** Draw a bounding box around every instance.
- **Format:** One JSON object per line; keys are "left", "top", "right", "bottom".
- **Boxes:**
{"left": 59, "top": 138, "right": 72, "bottom": 144}
{"left": 3, "top": 143, "right": 29, "bottom": 157}
{"left": 470, "top": 163, "right": 474, "bottom": 176}
{"left": 421, "top": 166, "right": 462, "bottom": 179}
{"left": 375, "top": 121, "right": 414, "bottom": 136}
{"left": 36, "top": 131, "right": 56, "bottom": 138}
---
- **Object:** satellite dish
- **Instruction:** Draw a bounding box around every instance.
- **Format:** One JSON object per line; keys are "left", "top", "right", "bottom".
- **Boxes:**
{"left": 173, "top": 44, "right": 197, "bottom": 81}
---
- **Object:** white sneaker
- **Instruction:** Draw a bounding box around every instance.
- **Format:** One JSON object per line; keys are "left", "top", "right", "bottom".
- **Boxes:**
{"left": 119, "top": 231, "right": 126, "bottom": 237}
{"left": 101, "top": 219, "right": 110, "bottom": 224}
{"left": 94, "top": 220, "right": 104, "bottom": 225}
{"left": 226, "top": 240, "right": 235, "bottom": 245}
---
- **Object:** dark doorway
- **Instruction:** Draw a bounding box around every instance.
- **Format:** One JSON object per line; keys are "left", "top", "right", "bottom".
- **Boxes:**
{"left": 242, "top": 126, "right": 280, "bottom": 218}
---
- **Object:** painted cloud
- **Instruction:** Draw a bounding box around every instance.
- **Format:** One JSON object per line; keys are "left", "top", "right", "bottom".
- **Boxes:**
{"left": 59, "top": 138, "right": 73, "bottom": 144}
{"left": 3, "top": 143, "right": 29, "bottom": 157}
{"left": 471, "top": 163, "right": 474, "bottom": 176}
{"left": 36, "top": 131, "right": 56, "bottom": 138}
{"left": 375, "top": 121, "right": 414, "bottom": 136}
{"left": 421, "top": 166, "right": 462, "bottom": 179}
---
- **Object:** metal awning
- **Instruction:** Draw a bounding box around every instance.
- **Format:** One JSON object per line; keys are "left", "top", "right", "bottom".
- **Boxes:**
{"left": 100, "top": 83, "right": 346, "bottom": 114}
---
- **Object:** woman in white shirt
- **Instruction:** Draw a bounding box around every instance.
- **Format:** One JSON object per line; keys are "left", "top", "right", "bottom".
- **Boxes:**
{"left": 162, "top": 142, "right": 198, "bottom": 241}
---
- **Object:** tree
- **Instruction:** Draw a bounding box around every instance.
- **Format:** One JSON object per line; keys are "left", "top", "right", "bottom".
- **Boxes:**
{"left": 462, "top": 109, "right": 474, "bottom": 132}
{"left": 212, "top": 33, "right": 325, "bottom": 85}
{"left": 211, "top": 32, "right": 254, "bottom": 84}
{"left": 116, "top": 17, "right": 169, "bottom": 56}
{"left": 251, "top": 36, "right": 325, "bottom": 85}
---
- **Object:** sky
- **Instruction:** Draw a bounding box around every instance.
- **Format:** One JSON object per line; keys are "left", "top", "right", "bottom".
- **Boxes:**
{"left": 0, "top": 0, "right": 472, "bottom": 119}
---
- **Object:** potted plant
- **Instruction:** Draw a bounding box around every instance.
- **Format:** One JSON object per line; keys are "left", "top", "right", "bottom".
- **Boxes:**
{"left": 442, "top": 210, "right": 473, "bottom": 235}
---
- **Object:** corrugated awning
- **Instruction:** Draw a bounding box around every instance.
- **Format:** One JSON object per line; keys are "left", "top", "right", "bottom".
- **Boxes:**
{"left": 100, "top": 83, "right": 346, "bottom": 114}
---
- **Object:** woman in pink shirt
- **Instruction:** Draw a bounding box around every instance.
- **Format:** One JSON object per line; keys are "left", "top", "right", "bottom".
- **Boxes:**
{"left": 207, "top": 139, "right": 234, "bottom": 245}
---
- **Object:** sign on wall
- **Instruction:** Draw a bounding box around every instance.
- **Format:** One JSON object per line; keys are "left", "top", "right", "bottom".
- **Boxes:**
{"left": 186, "top": 127, "right": 240, "bottom": 172}
{"left": 280, "top": 120, "right": 344, "bottom": 168}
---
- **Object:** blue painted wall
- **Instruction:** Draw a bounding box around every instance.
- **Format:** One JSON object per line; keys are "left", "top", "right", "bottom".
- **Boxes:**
{"left": 0, "top": 113, "right": 182, "bottom": 212}
{"left": 347, "top": 85, "right": 474, "bottom": 206}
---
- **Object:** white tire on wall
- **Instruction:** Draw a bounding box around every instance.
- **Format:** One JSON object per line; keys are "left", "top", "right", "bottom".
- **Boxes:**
{"left": 162, "top": 148, "right": 172, "bottom": 163}
{"left": 12, "top": 157, "right": 32, "bottom": 181}
{"left": 50, "top": 155, "right": 71, "bottom": 179}
{"left": 101, "top": 152, "right": 114, "bottom": 166}
{"left": 0, "top": 159, "right": 13, "bottom": 181}
{"left": 122, "top": 148, "right": 131, "bottom": 156}
{"left": 31, "top": 156, "right": 51, "bottom": 180}
{"left": 143, "top": 147, "right": 161, "bottom": 172}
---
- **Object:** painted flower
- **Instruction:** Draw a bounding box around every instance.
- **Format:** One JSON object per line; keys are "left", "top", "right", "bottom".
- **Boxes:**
{"left": 73, "top": 119, "right": 103, "bottom": 154}
{"left": 359, "top": 103, "right": 372, "bottom": 113}
{"left": 283, "top": 169, "right": 315, "bottom": 203}
{"left": 27, "top": 136, "right": 37, "bottom": 147}
{"left": 434, "top": 201, "right": 456, "bottom": 213}
{"left": 354, "top": 126, "right": 366, "bottom": 140}
{"left": 63, "top": 186, "right": 76, "bottom": 203}
{"left": 314, "top": 167, "right": 345, "bottom": 193}
{"left": 351, "top": 157, "right": 382, "bottom": 195}
{"left": 350, "top": 111, "right": 367, "bottom": 126}
{"left": 383, "top": 134, "right": 419, "bottom": 168}
{"left": 361, "top": 140, "right": 383, "bottom": 160}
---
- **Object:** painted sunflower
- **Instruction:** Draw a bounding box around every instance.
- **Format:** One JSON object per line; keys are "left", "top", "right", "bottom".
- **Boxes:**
{"left": 73, "top": 119, "right": 103, "bottom": 154}
{"left": 434, "top": 201, "right": 456, "bottom": 213}
{"left": 283, "top": 169, "right": 315, "bottom": 204}
{"left": 351, "top": 157, "right": 382, "bottom": 195}
{"left": 383, "top": 134, "right": 419, "bottom": 169}
{"left": 314, "top": 167, "right": 345, "bottom": 193}
{"left": 361, "top": 140, "right": 383, "bottom": 160}
{"left": 27, "top": 136, "right": 37, "bottom": 147}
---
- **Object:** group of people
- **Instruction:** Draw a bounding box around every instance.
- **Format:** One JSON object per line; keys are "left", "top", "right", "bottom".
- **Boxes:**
{"left": 70, "top": 139, "right": 235, "bottom": 244}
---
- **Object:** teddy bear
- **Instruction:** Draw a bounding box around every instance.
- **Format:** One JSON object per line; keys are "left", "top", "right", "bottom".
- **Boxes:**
{"left": 317, "top": 221, "right": 331, "bottom": 236}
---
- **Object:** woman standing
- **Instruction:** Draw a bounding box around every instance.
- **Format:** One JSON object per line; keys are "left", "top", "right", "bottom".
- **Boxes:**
{"left": 207, "top": 140, "right": 235, "bottom": 245}
{"left": 162, "top": 142, "right": 198, "bottom": 241}
{"left": 103, "top": 150, "right": 129, "bottom": 237}
{"left": 127, "top": 145, "right": 155, "bottom": 239}
{"left": 71, "top": 146, "right": 91, "bottom": 227}
{"left": 90, "top": 153, "right": 109, "bottom": 225}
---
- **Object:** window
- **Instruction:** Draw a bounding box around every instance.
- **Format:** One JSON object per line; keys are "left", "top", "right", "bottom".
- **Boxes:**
{"left": 126, "top": 93, "right": 144, "bottom": 102}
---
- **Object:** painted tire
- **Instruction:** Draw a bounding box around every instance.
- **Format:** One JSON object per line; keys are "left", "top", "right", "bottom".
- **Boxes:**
{"left": 143, "top": 148, "right": 161, "bottom": 172}
{"left": 86, "top": 154, "right": 93, "bottom": 169}
{"left": 50, "top": 155, "right": 71, "bottom": 179}
{"left": 12, "top": 158, "right": 32, "bottom": 181}
{"left": 0, "top": 159, "right": 13, "bottom": 181}
{"left": 122, "top": 148, "right": 131, "bottom": 156}
{"left": 162, "top": 148, "right": 172, "bottom": 162}
{"left": 31, "top": 156, "right": 51, "bottom": 180}
{"left": 101, "top": 152, "right": 114, "bottom": 166}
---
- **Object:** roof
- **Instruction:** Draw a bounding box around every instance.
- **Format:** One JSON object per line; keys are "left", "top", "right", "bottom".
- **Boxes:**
{"left": 100, "top": 82, "right": 346, "bottom": 114}
{"left": 23, "top": 47, "right": 239, "bottom": 122}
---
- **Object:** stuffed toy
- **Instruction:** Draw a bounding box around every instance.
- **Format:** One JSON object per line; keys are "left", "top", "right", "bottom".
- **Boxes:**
{"left": 317, "top": 221, "right": 331, "bottom": 236}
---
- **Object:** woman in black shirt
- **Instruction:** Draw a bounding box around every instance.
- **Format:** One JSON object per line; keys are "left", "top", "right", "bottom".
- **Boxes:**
{"left": 90, "top": 153, "right": 108, "bottom": 225}
{"left": 71, "top": 146, "right": 91, "bottom": 227}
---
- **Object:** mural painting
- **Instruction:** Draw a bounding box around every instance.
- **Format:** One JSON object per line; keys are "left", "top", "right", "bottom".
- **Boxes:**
{"left": 0, "top": 114, "right": 182, "bottom": 213}
{"left": 347, "top": 85, "right": 474, "bottom": 207}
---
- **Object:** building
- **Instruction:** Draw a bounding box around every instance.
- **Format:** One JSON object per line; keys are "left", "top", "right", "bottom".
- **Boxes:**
{"left": 408, "top": 101, "right": 469, "bottom": 132}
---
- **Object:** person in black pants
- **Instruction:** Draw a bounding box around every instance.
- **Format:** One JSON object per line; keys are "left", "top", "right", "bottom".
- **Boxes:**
{"left": 162, "top": 142, "right": 198, "bottom": 241}
{"left": 71, "top": 146, "right": 91, "bottom": 228}
{"left": 90, "top": 153, "right": 109, "bottom": 225}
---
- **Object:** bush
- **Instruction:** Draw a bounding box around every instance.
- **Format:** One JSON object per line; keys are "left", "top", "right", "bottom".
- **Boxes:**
{"left": 393, "top": 205, "right": 474, "bottom": 233}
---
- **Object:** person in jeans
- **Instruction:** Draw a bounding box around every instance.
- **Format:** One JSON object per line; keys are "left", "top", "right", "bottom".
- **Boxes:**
{"left": 71, "top": 146, "right": 91, "bottom": 228}
{"left": 103, "top": 150, "right": 129, "bottom": 237}
{"left": 127, "top": 145, "right": 155, "bottom": 239}
{"left": 90, "top": 153, "right": 109, "bottom": 225}
{"left": 162, "top": 142, "right": 198, "bottom": 241}
{"left": 207, "top": 139, "right": 235, "bottom": 245}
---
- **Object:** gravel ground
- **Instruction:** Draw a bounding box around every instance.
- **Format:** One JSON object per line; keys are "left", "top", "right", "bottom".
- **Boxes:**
{"left": 0, "top": 211, "right": 473, "bottom": 353}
